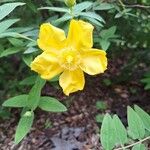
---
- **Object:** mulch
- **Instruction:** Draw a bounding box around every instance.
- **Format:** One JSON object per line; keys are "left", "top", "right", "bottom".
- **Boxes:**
{"left": 0, "top": 56, "right": 150, "bottom": 150}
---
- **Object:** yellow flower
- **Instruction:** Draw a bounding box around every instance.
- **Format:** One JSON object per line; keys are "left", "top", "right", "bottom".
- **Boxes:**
{"left": 31, "top": 19, "right": 107, "bottom": 96}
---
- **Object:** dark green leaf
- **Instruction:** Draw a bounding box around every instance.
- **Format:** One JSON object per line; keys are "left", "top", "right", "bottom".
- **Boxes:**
{"left": 0, "top": 47, "right": 22, "bottom": 57}
{"left": 22, "top": 54, "right": 33, "bottom": 66}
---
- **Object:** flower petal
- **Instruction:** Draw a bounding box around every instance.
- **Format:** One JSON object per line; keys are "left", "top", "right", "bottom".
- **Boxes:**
{"left": 67, "top": 19, "right": 94, "bottom": 49}
{"left": 31, "top": 51, "right": 63, "bottom": 80}
{"left": 59, "top": 69, "right": 85, "bottom": 96}
{"left": 80, "top": 49, "right": 107, "bottom": 75}
{"left": 37, "top": 23, "right": 66, "bottom": 51}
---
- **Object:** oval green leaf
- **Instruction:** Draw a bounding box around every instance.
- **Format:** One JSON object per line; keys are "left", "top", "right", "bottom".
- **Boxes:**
{"left": 100, "top": 113, "right": 116, "bottom": 150}
{"left": 39, "top": 96, "right": 67, "bottom": 112}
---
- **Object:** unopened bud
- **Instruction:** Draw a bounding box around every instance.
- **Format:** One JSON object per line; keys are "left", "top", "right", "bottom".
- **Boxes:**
{"left": 65, "top": 0, "right": 76, "bottom": 7}
{"left": 24, "top": 111, "right": 32, "bottom": 117}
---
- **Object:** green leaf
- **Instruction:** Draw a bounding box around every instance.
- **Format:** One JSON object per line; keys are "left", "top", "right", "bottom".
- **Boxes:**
{"left": 0, "top": 47, "right": 22, "bottom": 57}
{"left": 0, "top": 2, "right": 25, "bottom": 20}
{"left": 134, "top": 105, "right": 150, "bottom": 132}
{"left": 20, "top": 76, "right": 36, "bottom": 86}
{"left": 100, "top": 39, "right": 111, "bottom": 51}
{"left": 144, "top": 84, "right": 150, "bottom": 90}
{"left": 49, "top": 75, "right": 59, "bottom": 82}
{"left": 96, "top": 101, "right": 107, "bottom": 110}
{"left": 38, "top": 7, "right": 69, "bottom": 13}
{"left": 141, "top": 78, "right": 150, "bottom": 83}
{"left": 0, "top": 19, "right": 20, "bottom": 34}
{"left": 15, "top": 111, "right": 34, "bottom": 144}
{"left": 94, "top": 3, "right": 114, "bottom": 10}
{"left": 8, "top": 38, "right": 23, "bottom": 47}
{"left": 39, "top": 96, "right": 67, "bottom": 112}
{"left": 85, "top": 17, "right": 103, "bottom": 27}
{"left": 0, "top": 32, "right": 35, "bottom": 42}
{"left": 113, "top": 115, "right": 128, "bottom": 145}
{"left": 27, "top": 76, "right": 46, "bottom": 110}
{"left": 80, "top": 12, "right": 105, "bottom": 23}
{"left": 127, "top": 106, "right": 145, "bottom": 139}
{"left": 100, "top": 114, "right": 116, "bottom": 150}
{"left": 95, "top": 114, "right": 104, "bottom": 123}
{"left": 24, "top": 47, "right": 38, "bottom": 54}
{"left": 22, "top": 54, "right": 33, "bottom": 66}
{"left": 100, "top": 26, "right": 117, "bottom": 39}
{"left": 54, "top": 14, "right": 72, "bottom": 24}
{"left": 74, "top": 1, "right": 93, "bottom": 14}
{"left": 132, "top": 144, "right": 146, "bottom": 150}
{"left": 2, "top": 95, "right": 28, "bottom": 107}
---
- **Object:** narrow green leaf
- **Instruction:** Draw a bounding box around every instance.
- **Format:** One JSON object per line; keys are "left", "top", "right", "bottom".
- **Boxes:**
{"left": 0, "top": 19, "right": 19, "bottom": 34}
{"left": 134, "top": 105, "right": 150, "bottom": 132}
{"left": 22, "top": 54, "right": 33, "bottom": 66}
{"left": 84, "top": 17, "right": 103, "bottom": 27}
{"left": 100, "top": 114, "right": 116, "bottom": 150}
{"left": 24, "top": 47, "right": 38, "bottom": 54}
{"left": 132, "top": 143, "right": 146, "bottom": 150}
{"left": 80, "top": 12, "right": 105, "bottom": 23}
{"left": 127, "top": 106, "right": 145, "bottom": 139}
{"left": 54, "top": 14, "right": 72, "bottom": 24}
{"left": 2, "top": 95, "right": 28, "bottom": 107}
{"left": 8, "top": 38, "right": 23, "bottom": 47}
{"left": 0, "top": 2, "right": 25, "bottom": 20}
{"left": 113, "top": 115, "right": 128, "bottom": 145}
{"left": 39, "top": 96, "right": 67, "bottom": 112}
{"left": 144, "top": 84, "right": 150, "bottom": 90}
{"left": 140, "top": 78, "right": 150, "bottom": 83}
{"left": 27, "top": 76, "right": 46, "bottom": 110}
{"left": 94, "top": 3, "right": 114, "bottom": 10}
{"left": 20, "top": 76, "right": 36, "bottom": 86}
{"left": 38, "top": 7, "right": 69, "bottom": 13}
{"left": 15, "top": 111, "right": 34, "bottom": 144}
{"left": 74, "top": 1, "right": 93, "bottom": 14}
{"left": 0, "top": 47, "right": 22, "bottom": 57}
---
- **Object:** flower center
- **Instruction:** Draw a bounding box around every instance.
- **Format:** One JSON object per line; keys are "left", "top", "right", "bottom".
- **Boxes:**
{"left": 58, "top": 48, "right": 81, "bottom": 71}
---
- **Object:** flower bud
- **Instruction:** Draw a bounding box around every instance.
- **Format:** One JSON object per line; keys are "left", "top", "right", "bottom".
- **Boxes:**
{"left": 24, "top": 111, "right": 32, "bottom": 117}
{"left": 65, "top": 0, "right": 76, "bottom": 7}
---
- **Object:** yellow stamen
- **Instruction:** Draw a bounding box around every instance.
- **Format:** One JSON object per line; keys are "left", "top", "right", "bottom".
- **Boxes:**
{"left": 66, "top": 55, "right": 73, "bottom": 63}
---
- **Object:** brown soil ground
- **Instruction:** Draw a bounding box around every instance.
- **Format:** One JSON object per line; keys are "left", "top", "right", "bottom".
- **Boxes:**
{"left": 0, "top": 56, "right": 150, "bottom": 150}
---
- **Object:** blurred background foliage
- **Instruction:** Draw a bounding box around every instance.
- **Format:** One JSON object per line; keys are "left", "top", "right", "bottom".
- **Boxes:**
{"left": 0, "top": 0, "right": 150, "bottom": 118}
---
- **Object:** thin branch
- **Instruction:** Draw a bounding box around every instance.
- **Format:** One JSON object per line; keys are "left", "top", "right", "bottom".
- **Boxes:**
{"left": 114, "top": 136, "right": 150, "bottom": 150}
